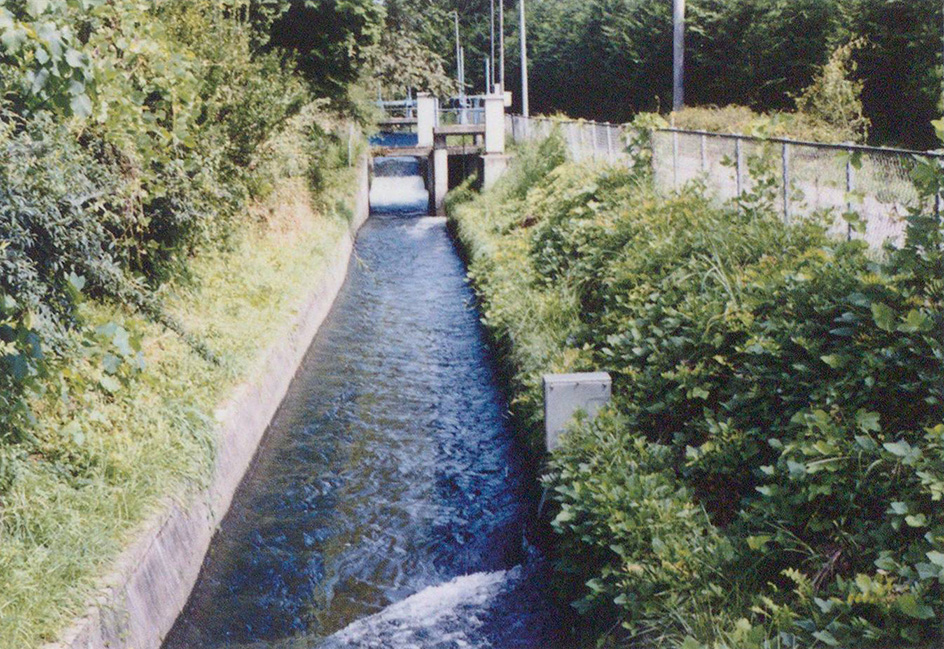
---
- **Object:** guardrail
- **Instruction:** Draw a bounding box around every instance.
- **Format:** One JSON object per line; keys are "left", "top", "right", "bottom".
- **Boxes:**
{"left": 506, "top": 115, "right": 944, "bottom": 250}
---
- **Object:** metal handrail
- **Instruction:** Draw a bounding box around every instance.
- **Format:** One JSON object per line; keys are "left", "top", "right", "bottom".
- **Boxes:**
{"left": 506, "top": 114, "right": 944, "bottom": 159}
{"left": 657, "top": 127, "right": 944, "bottom": 159}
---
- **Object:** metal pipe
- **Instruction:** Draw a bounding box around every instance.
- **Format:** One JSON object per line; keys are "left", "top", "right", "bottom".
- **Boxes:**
{"left": 673, "top": 0, "right": 685, "bottom": 112}
{"left": 782, "top": 142, "right": 791, "bottom": 223}
{"left": 491, "top": 0, "right": 497, "bottom": 90}
{"left": 499, "top": 0, "right": 505, "bottom": 90}
{"left": 453, "top": 12, "right": 461, "bottom": 85}
{"left": 735, "top": 138, "right": 743, "bottom": 197}
{"left": 846, "top": 149, "right": 854, "bottom": 240}
{"left": 520, "top": 0, "right": 529, "bottom": 117}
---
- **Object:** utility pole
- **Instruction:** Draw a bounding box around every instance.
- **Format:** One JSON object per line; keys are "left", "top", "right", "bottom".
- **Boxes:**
{"left": 491, "top": 0, "right": 497, "bottom": 91}
{"left": 499, "top": 0, "right": 505, "bottom": 90}
{"left": 520, "top": 0, "right": 529, "bottom": 116}
{"left": 673, "top": 0, "right": 685, "bottom": 112}
{"left": 453, "top": 11, "right": 461, "bottom": 86}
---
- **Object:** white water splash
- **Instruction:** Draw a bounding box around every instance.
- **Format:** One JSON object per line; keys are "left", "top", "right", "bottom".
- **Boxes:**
{"left": 369, "top": 175, "right": 429, "bottom": 213}
{"left": 315, "top": 569, "right": 518, "bottom": 648}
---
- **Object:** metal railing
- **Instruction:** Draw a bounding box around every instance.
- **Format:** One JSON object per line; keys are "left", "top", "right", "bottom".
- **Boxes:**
{"left": 438, "top": 107, "right": 485, "bottom": 126}
{"left": 506, "top": 115, "right": 944, "bottom": 250}
{"left": 378, "top": 99, "right": 417, "bottom": 119}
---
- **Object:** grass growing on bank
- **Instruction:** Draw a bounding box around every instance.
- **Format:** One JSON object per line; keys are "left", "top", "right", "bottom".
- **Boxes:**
{"left": 448, "top": 134, "right": 944, "bottom": 648}
{"left": 0, "top": 139, "right": 362, "bottom": 649}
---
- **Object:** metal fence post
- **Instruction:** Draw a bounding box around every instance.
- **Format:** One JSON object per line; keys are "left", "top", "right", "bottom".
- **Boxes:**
{"left": 782, "top": 142, "right": 791, "bottom": 224}
{"left": 347, "top": 123, "right": 354, "bottom": 167}
{"left": 735, "top": 138, "right": 743, "bottom": 197}
{"left": 700, "top": 134, "right": 707, "bottom": 173}
{"left": 845, "top": 149, "right": 854, "bottom": 241}
{"left": 672, "top": 130, "right": 680, "bottom": 188}
{"left": 650, "top": 128, "right": 657, "bottom": 180}
{"left": 606, "top": 124, "right": 614, "bottom": 162}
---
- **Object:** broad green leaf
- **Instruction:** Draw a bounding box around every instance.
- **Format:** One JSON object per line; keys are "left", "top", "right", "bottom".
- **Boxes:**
{"left": 820, "top": 354, "right": 845, "bottom": 369}
{"left": 26, "top": 0, "right": 49, "bottom": 18}
{"left": 926, "top": 551, "right": 944, "bottom": 567}
{"left": 813, "top": 630, "right": 839, "bottom": 646}
{"left": 99, "top": 375, "right": 121, "bottom": 394}
{"left": 898, "top": 309, "right": 933, "bottom": 333}
{"left": 855, "top": 410, "right": 881, "bottom": 433}
{"left": 871, "top": 302, "right": 896, "bottom": 332}
{"left": 897, "top": 594, "right": 935, "bottom": 620}
{"left": 905, "top": 514, "right": 928, "bottom": 528}
{"left": 65, "top": 48, "right": 84, "bottom": 68}
{"left": 889, "top": 502, "right": 908, "bottom": 515}
{"left": 70, "top": 93, "right": 93, "bottom": 118}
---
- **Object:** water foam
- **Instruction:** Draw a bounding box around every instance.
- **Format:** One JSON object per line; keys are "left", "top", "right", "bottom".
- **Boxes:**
{"left": 369, "top": 175, "right": 429, "bottom": 214}
{"left": 313, "top": 569, "right": 515, "bottom": 648}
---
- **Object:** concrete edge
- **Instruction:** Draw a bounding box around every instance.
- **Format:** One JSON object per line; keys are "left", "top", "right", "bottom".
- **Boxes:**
{"left": 45, "top": 156, "right": 371, "bottom": 649}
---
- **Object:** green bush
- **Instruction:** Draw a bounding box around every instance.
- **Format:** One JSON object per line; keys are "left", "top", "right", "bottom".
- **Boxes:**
{"left": 450, "top": 138, "right": 944, "bottom": 647}
{"left": 0, "top": 0, "right": 370, "bottom": 470}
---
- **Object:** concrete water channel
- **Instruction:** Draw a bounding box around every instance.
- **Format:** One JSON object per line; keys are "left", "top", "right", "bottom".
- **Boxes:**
{"left": 161, "top": 140, "right": 570, "bottom": 648}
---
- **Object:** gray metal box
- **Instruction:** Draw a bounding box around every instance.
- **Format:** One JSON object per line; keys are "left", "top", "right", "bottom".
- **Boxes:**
{"left": 543, "top": 372, "right": 612, "bottom": 452}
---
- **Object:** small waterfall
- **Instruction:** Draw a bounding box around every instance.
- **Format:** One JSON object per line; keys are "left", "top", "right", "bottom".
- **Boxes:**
{"left": 313, "top": 570, "right": 514, "bottom": 648}
{"left": 370, "top": 155, "right": 429, "bottom": 216}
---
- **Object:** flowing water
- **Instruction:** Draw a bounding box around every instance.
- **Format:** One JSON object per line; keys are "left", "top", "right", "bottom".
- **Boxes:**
{"left": 162, "top": 142, "right": 569, "bottom": 649}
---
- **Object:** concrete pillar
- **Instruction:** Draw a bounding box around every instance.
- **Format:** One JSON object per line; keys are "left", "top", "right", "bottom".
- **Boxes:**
{"left": 480, "top": 153, "right": 511, "bottom": 190}
{"left": 417, "top": 93, "right": 436, "bottom": 148}
{"left": 484, "top": 94, "right": 506, "bottom": 155}
{"left": 431, "top": 135, "right": 449, "bottom": 215}
{"left": 543, "top": 372, "right": 612, "bottom": 452}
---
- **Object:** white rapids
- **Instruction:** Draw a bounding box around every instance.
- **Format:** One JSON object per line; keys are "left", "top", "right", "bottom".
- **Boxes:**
{"left": 369, "top": 156, "right": 429, "bottom": 214}
{"left": 316, "top": 569, "right": 517, "bottom": 648}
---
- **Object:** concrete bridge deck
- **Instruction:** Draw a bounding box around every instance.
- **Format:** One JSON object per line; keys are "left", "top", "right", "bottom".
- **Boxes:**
{"left": 378, "top": 117, "right": 418, "bottom": 128}
{"left": 434, "top": 124, "right": 486, "bottom": 136}
{"left": 370, "top": 145, "right": 484, "bottom": 157}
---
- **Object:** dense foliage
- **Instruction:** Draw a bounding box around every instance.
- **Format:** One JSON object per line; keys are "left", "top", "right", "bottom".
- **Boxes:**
{"left": 450, "top": 134, "right": 944, "bottom": 647}
{"left": 388, "top": 0, "right": 941, "bottom": 148}
{"left": 0, "top": 0, "right": 374, "bottom": 489}
{"left": 519, "top": 0, "right": 941, "bottom": 148}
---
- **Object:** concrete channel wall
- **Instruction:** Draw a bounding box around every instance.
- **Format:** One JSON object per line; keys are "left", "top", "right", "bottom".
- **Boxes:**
{"left": 46, "top": 157, "right": 372, "bottom": 649}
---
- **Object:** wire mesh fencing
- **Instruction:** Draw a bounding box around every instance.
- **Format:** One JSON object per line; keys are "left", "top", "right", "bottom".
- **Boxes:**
{"left": 653, "top": 129, "right": 940, "bottom": 249}
{"left": 506, "top": 115, "right": 942, "bottom": 251}
{"left": 506, "top": 115, "right": 632, "bottom": 165}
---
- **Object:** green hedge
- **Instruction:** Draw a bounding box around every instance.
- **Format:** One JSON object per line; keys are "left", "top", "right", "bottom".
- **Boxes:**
{"left": 449, "top": 134, "right": 944, "bottom": 648}
{"left": 0, "top": 0, "right": 364, "bottom": 453}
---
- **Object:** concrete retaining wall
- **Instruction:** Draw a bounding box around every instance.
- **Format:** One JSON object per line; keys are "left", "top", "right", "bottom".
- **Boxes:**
{"left": 46, "top": 157, "right": 372, "bottom": 649}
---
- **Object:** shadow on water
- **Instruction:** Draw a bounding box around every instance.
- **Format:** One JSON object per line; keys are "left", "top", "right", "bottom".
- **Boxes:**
{"left": 162, "top": 142, "right": 572, "bottom": 649}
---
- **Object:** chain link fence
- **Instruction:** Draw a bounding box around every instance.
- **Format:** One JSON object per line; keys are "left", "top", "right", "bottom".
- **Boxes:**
{"left": 506, "top": 116, "right": 943, "bottom": 250}
{"left": 506, "top": 115, "right": 631, "bottom": 165}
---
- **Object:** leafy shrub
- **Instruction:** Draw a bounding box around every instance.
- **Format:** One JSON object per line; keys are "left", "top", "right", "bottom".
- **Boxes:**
{"left": 668, "top": 103, "right": 862, "bottom": 145}
{"left": 795, "top": 40, "right": 870, "bottom": 143}
{"left": 450, "top": 136, "right": 944, "bottom": 647}
{"left": 0, "top": 0, "right": 366, "bottom": 464}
